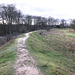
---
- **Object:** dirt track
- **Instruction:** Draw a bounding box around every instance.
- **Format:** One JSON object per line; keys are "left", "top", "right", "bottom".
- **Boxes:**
{"left": 14, "top": 32, "right": 43, "bottom": 75}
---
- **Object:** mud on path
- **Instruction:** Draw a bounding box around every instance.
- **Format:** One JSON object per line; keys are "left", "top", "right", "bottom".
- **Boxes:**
{"left": 14, "top": 32, "right": 43, "bottom": 75}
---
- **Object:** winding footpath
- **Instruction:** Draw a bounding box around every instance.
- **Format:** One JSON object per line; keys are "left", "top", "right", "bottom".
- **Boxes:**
{"left": 14, "top": 32, "right": 43, "bottom": 75}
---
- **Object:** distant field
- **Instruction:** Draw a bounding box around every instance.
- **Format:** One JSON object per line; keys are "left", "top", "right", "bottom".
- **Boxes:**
{"left": 26, "top": 29, "right": 75, "bottom": 75}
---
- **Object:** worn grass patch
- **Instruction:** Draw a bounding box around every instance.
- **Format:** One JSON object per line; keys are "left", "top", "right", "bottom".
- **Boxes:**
{"left": 26, "top": 29, "right": 75, "bottom": 75}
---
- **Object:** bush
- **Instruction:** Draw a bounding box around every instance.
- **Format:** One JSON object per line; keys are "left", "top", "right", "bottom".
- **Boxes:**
{"left": 19, "top": 26, "right": 27, "bottom": 33}
{"left": 0, "top": 37, "right": 7, "bottom": 46}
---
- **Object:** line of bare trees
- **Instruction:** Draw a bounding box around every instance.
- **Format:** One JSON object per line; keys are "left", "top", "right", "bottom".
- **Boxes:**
{"left": 0, "top": 4, "right": 60, "bottom": 26}
{"left": 0, "top": 4, "right": 73, "bottom": 36}
{"left": 0, "top": 4, "right": 73, "bottom": 32}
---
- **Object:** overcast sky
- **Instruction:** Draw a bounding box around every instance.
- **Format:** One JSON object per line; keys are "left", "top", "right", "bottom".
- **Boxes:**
{"left": 0, "top": 0, "right": 75, "bottom": 19}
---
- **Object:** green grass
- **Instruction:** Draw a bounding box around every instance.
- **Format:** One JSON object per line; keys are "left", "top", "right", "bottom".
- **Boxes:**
{"left": 0, "top": 34, "right": 25, "bottom": 75}
{"left": 26, "top": 29, "right": 75, "bottom": 75}
{"left": 0, "top": 39, "right": 17, "bottom": 75}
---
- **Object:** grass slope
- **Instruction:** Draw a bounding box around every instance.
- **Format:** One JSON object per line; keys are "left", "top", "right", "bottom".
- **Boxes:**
{"left": 0, "top": 34, "right": 25, "bottom": 75}
{"left": 0, "top": 39, "right": 17, "bottom": 75}
{"left": 26, "top": 29, "right": 75, "bottom": 75}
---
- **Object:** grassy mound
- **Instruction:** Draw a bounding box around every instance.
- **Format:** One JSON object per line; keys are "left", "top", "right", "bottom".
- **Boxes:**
{"left": 26, "top": 29, "right": 75, "bottom": 75}
{"left": 0, "top": 39, "right": 17, "bottom": 75}
{"left": 0, "top": 33, "right": 25, "bottom": 75}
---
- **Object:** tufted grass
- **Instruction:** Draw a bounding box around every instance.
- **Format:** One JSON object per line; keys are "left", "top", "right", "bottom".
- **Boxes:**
{"left": 26, "top": 29, "right": 75, "bottom": 75}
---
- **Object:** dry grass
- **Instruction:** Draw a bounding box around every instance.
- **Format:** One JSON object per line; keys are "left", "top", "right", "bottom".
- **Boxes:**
{"left": 26, "top": 29, "right": 75, "bottom": 75}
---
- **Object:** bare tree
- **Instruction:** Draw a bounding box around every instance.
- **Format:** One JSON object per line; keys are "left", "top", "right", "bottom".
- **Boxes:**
{"left": 54, "top": 19, "right": 59, "bottom": 25}
{"left": 41, "top": 17, "right": 47, "bottom": 26}
{"left": 6, "top": 4, "right": 17, "bottom": 24}
{"left": 60, "top": 19, "right": 66, "bottom": 27}
{"left": 16, "top": 10, "right": 22, "bottom": 24}
{"left": 34, "top": 16, "right": 47, "bottom": 25}
{"left": 0, "top": 4, "right": 23, "bottom": 25}
{"left": 1, "top": 11, "right": 5, "bottom": 24}
{"left": 47, "top": 17, "right": 55, "bottom": 25}
{"left": 32, "top": 16, "right": 37, "bottom": 25}
{"left": 25, "top": 15, "right": 32, "bottom": 25}
{"left": 35, "top": 16, "right": 42, "bottom": 25}
{"left": 70, "top": 19, "right": 75, "bottom": 31}
{"left": 0, "top": 4, "right": 7, "bottom": 24}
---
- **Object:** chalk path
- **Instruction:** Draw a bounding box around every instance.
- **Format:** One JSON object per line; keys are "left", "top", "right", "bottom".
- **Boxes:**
{"left": 14, "top": 32, "right": 43, "bottom": 75}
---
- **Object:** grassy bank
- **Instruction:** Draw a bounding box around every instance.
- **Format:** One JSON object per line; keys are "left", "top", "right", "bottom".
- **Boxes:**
{"left": 26, "top": 29, "right": 75, "bottom": 75}
{"left": 0, "top": 34, "right": 25, "bottom": 75}
{"left": 0, "top": 39, "right": 18, "bottom": 75}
